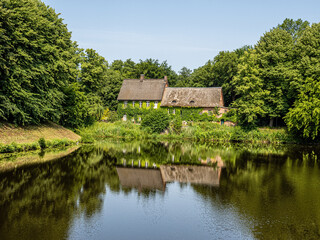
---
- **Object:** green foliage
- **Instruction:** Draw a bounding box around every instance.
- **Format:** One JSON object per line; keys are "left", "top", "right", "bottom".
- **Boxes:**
{"left": 232, "top": 50, "right": 268, "bottom": 129}
{"left": 38, "top": 138, "right": 46, "bottom": 149}
{"left": 277, "top": 18, "right": 310, "bottom": 42}
{"left": 170, "top": 116, "right": 182, "bottom": 134}
{"left": 0, "top": 0, "right": 79, "bottom": 125}
{"left": 141, "top": 110, "right": 169, "bottom": 133}
{"left": 284, "top": 23, "right": 320, "bottom": 140}
{"left": 221, "top": 109, "right": 237, "bottom": 122}
{"left": 0, "top": 138, "right": 75, "bottom": 153}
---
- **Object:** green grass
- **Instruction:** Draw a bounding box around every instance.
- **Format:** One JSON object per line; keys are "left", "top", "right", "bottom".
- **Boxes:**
{"left": 78, "top": 121, "right": 294, "bottom": 144}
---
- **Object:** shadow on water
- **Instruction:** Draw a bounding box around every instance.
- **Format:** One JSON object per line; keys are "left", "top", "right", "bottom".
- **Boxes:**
{"left": 0, "top": 141, "right": 320, "bottom": 239}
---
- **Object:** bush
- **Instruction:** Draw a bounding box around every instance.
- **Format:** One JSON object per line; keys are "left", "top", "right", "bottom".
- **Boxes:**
{"left": 141, "top": 110, "right": 170, "bottom": 133}
{"left": 170, "top": 116, "right": 182, "bottom": 134}
{"left": 38, "top": 138, "right": 46, "bottom": 149}
{"left": 108, "top": 111, "right": 119, "bottom": 122}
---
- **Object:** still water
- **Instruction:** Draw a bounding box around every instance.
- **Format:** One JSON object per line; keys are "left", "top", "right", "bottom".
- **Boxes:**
{"left": 0, "top": 141, "right": 320, "bottom": 240}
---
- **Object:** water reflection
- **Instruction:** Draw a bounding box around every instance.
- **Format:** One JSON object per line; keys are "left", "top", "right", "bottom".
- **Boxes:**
{"left": 0, "top": 141, "right": 319, "bottom": 240}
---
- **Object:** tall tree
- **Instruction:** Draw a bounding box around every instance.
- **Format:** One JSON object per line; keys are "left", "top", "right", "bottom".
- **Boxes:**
{"left": 232, "top": 50, "right": 268, "bottom": 128}
{"left": 0, "top": 0, "right": 79, "bottom": 125}
{"left": 135, "top": 59, "right": 178, "bottom": 85}
{"left": 175, "top": 67, "right": 192, "bottom": 87}
{"left": 277, "top": 18, "right": 310, "bottom": 42}
{"left": 285, "top": 23, "right": 320, "bottom": 140}
{"left": 255, "top": 28, "right": 297, "bottom": 126}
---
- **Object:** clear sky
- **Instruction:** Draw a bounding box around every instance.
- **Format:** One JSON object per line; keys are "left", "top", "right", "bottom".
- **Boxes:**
{"left": 42, "top": 0, "right": 320, "bottom": 71}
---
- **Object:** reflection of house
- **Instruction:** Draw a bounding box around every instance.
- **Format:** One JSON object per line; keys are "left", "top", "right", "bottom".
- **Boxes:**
{"left": 116, "top": 167, "right": 165, "bottom": 191}
{"left": 116, "top": 165, "right": 222, "bottom": 191}
{"left": 160, "top": 165, "right": 222, "bottom": 187}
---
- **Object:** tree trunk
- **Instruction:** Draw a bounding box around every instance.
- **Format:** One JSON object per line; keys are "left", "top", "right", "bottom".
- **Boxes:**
{"left": 269, "top": 118, "right": 274, "bottom": 128}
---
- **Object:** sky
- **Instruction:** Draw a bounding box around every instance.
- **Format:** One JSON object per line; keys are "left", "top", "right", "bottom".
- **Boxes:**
{"left": 42, "top": 0, "right": 320, "bottom": 72}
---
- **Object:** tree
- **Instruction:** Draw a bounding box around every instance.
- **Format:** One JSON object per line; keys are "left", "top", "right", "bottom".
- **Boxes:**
{"left": 255, "top": 28, "right": 297, "bottom": 126}
{"left": 232, "top": 50, "right": 268, "bottom": 128}
{"left": 277, "top": 18, "right": 310, "bottom": 42}
{"left": 80, "top": 49, "right": 108, "bottom": 93}
{"left": 0, "top": 0, "right": 79, "bottom": 125}
{"left": 189, "top": 60, "right": 215, "bottom": 87}
{"left": 211, "top": 51, "right": 238, "bottom": 106}
{"left": 135, "top": 59, "right": 178, "bottom": 86}
{"left": 285, "top": 78, "right": 320, "bottom": 140}
{"left": 175, "top": 67, "right": 192, "bottom": 87}
{"left": 285, "top": 23, "right": 320, "bottom": 140}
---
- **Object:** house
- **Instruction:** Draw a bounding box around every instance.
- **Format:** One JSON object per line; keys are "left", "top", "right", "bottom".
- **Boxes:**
{"left": 117, "top": 75, "right": 229, "bottom": 121}
{"left": 117, "top": 75, "right": 168, "bottom": 121}
{"left": 160, "top": 87, "right": 228, "bottom": 117}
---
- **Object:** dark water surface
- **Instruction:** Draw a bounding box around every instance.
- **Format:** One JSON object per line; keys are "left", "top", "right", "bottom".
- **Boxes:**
{"left": 0, "top": 141, "right": 320, "bottom": 240}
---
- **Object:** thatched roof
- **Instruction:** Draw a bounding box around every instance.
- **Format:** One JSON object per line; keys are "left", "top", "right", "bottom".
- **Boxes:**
{"left": 117, "top": 79, "right": 167, "bottom": 101}
{"left": 160, "top": 87, "right": 224, "bottom": 107}
{"left": 116, "top": 167, "right": 165, "bottom": 191}
{"left": 160, "top": 165, "right": 221, "bottom": 187}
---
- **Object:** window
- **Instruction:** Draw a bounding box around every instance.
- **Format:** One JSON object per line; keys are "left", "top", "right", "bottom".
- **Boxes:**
{"left": 139, "top": 101, "right": 142, "bottom": 108}
{"left": 190, "top": 100, "right": 195, "bottom": 104}
{"left": 172, "top": 100, "right": 177, "bottom": 103}
{"left": 173, "top": 109, "right": 175, "bottom": 115}
{"left": 124, "top": 101, "right": 128, "bottom": 108}
{"left": 146, "top": 101, "right": 150, "bottom": 107}
{"left": 132, "top": 101, "right": 135, "bottom": 107}
{"left": 154, "top": 101, "right": 158, "bottom": 109}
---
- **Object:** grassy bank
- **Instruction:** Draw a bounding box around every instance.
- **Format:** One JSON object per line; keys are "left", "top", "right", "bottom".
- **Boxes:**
{"left": 0, "top": 122, "right": 81, "bottom": 153}
{"left": 78, "top": 121, "right": 294, "bottom": 144}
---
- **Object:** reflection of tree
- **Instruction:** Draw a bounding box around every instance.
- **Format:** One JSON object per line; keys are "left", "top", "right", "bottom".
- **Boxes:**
{"left": 192, "top": 151, "right": 320, "bottom": 240}
{"left": 0, "top": 145, "right": 120, "bottom": 240}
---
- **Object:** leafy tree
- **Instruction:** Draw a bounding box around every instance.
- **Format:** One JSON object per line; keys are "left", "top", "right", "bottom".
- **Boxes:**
{"left": 0, "top": 0, "right": 79, "bottom": 125}
{"left": 232, "top": 50, "right": 268, "bottom": 128}
{"left": 277, "top": 18, "right": 310, "bottom": 42}
{"left": 99, "top": 69, "right": 122, "bottom": 110}
{"left": 211, "top": 51, "right": 238, "bottom": 106}
{"left": 175, "top": 67, "right": 192, "bottom": 87}
{"left": 135, "top": 59, "right": 178, "bottom": 86}
{"left": 80, "top": 49, "right": 108, "bottom": 93}
{"left": 285, "top": 79, "right": 320, "bottom": 140}
{"left": 285, "top": 23, "right": 320, "bottom": 140}
{"left": 110, "top": 59, "right": 136, "bottom": 79}
{"left": 189, "top": 60, "right": 215, "bottom": 87}
{"left": 255, "top": 28, "right": 297, "bottom": 126}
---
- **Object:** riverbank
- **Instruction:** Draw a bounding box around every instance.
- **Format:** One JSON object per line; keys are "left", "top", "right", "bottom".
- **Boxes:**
{"left": 0, "top": 122, "right": 81, "bottom": 153}
{"left": 78, "top": 121, "right": 295, "bottom": 144}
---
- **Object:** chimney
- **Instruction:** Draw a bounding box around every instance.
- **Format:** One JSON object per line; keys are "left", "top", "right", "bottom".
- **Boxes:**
{"left": 140, "top": 74, "right": 144, "bottom": 81}
{"left": 164, "top": 76, "right": 169, "bottom": 87}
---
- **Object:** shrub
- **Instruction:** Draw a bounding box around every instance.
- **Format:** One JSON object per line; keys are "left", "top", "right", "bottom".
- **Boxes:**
{"left": 108, "top": 111, "right": 119, "bottom": 122}
{"left": 38, "top": 137, "right": 46, "bottom": 149}
{"left": 141, "top": 110, "right": 169, "bottom": 133}
{"left": 170, "top": 116, "right": 182, "bottom": 134}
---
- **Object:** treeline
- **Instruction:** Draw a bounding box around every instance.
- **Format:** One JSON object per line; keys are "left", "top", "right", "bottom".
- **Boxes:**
{"left": 0, "top": 0, "right": 320, "bottom": 141}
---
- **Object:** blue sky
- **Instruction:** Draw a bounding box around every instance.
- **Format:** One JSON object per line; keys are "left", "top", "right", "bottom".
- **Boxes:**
{"left": 42, "top": 0, "right": 320, "bottom": 71}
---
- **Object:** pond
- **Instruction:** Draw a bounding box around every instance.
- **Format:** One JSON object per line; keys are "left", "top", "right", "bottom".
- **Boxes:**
{"left": 0, "top": 141, "right": 320, "bottom": 240}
